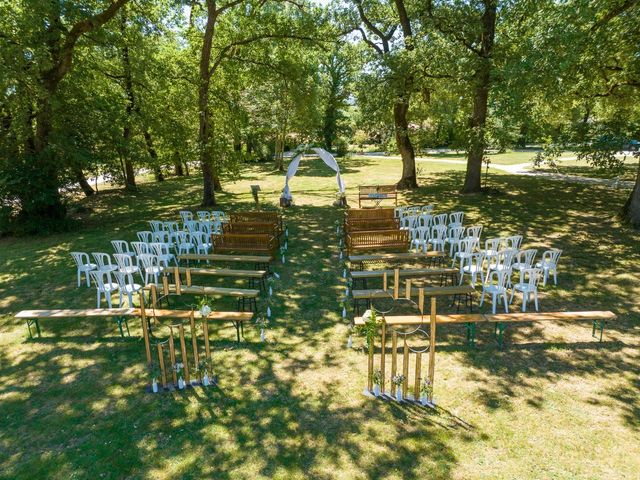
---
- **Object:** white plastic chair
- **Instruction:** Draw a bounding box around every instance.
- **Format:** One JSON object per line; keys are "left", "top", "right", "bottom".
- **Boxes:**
{"left": 510, "top": 268, "right": 542, "bottom": 312}
{"left": 400, "top": 215, "right": 418, "bottom": 230}
{"left": 448, "top": 212, "right": 464, "bottom": 228}
{"left": 453, "top": 237, "right": 477, "bottom": 269}
{"left": 480, "top": 269, "right": 511, "bottom": 314}
{"left": 512, "top": 249, "right": 537, "bottom": 281}
{"left": 460, "top": 252, "right": 485, "bottom": 286}
{"left": 114, "top": 271, "right": 143, "bottom": 308}
{"left": 445, "top": 226, "right": 465, "bottom": 257}
{"left": 196, "top": 211, "right": 211, "bottom": 222}
{"left": 138, "top": 253, "right": 163, "bottom": 285}
{"left": 212, "top": 211, "right": 227, "bottom": 223}
{"left": 409, "top": 227, "right": 429, "bottom": 253}
{"left": 150, "top": 242, "right": 177, "bottom": 267}
{"left": 175, "top": 231, "right": 195, "bottom": 256}
{"left": 149, "top": 221, "right": 163, "bottom": 232}
{"left": 420, "top": 205, "right": 434, "bottom": 214}
{"left": 432, "top": 213, "right": 447, "bottom": 227}
{"left": 417, "top": 214, "right": 433, "bottom": 229}
{"left": 111, "top": 240, "right": 136, "bottom": 264}
{"left": 394, "top": 207, "right": 406, "bottom": 218}
{"left": 466, "top": 226, "right": 483, "bottom": 248}
{"left": 506, "top": 235, "right": 523, "bottom": 250}
{"left": 131, "top": 242, "right": 150, "bottom": 258}
{"left": 184, "top": 220, "right": 199, "bottom": 233}
{"left": 89, "top": 270, "right": 120, "bottom": 308}
{"left": 70, "top": 252, "right": 97, "bottom": 287}
{"left": 485, "top": 248, "right": 517, "bottom": 285}
{"left": 193, "top": 231, "right": 212, "bottom": 255}
{"left": 179, "top": 211, "right": 193, "bottom": 223}
{"left": 481, "top": 238, "right": 501, "bottom": 259}
{"left": 114, "top": 253, "right": 142, "bottom": 283}
{"left": 163, "top": 221, "right": 180, "bottom": 234}
{"left": 137, "top": 231, "right": 153, "bottom": 243}
{"left": 92, "top": 252, "right": 117, "bottom": 273}
{"left": 427, "top": 224, "right": 447, "bottom": 252}
{"left": 536, "top": 249, "right": 562, "bottom": 286}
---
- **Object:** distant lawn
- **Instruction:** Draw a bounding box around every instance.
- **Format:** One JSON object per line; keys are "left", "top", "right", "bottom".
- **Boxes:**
{"left": 531, "top": 158, "right": 639, "bottom": 181}
{"left": 1, "top": 156, "right": 639, "bottom": 479}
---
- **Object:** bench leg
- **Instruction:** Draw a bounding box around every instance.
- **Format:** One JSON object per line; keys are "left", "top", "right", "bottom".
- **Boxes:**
{"left": 465, "top": 322, "right": 476, "bottom": 347}
{"left": 495, "top": 322, "right": 506, "bottom": 349}
{"left": 592, "top": 319, "right": 605, "bottom": 342}
{"left": 26, "top": 319, "right": 41, "bottom": 339}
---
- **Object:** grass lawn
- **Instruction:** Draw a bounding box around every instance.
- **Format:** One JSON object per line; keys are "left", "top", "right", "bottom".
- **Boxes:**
{"left": 532, "top": 158, "right": 639, "bottom": 181}
{"left": 1, "top": 156, "right": 639, "bottom": 479}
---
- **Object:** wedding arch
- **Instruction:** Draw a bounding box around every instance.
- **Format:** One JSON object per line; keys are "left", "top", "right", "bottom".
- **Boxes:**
{"left": 280, "top": 147, "right": 346, "bottom": 205}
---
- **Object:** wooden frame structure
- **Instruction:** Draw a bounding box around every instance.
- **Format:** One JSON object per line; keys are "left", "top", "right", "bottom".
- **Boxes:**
{"left": 346, "top": 230, "right": 409, "bottom": 255}
{"left": 211, "top": 233, "right": 278, "bottom": 256}
{"left": 223, "top": 221, "right": 282, "bottom": 242}
{"left": 229, "top": 211, "right": 284, "bottom": 236}
{"left": 344, "top": 217, "right": 400, "bottom": 233}
{"left": 345, "top": 208, "right": 396, "bottom": 221}
{"left": 358, "top": 185, "right": 398, "bottom": 208}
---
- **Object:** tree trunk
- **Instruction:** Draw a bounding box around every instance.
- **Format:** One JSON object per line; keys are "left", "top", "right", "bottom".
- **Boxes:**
{"left": 621, "top": 160, "right": 640, "bottom": 227}
{"left": 75, "top": 168, "right": 95, "bottom": 196}
{"left": 120, "top": 11, "right": 137, "bottom": 190}
{"left": 174, "top": 153, "right": 184, "bottom": 176}
{"left": 198, "top": 0, "right": 216, "bottom": 207}
{"left": 394, "top": 92, "right": 418, "bottom": 189}
{"left": 143, "top": 129, "right": 163, "bottom": 182}
{"left": 461, "top": 0, "right": 496, "bottom": 194}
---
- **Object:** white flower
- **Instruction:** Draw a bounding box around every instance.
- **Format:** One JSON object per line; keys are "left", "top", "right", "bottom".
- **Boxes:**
{"left": 200, "top": 305, "right": 212, "bottom": 317}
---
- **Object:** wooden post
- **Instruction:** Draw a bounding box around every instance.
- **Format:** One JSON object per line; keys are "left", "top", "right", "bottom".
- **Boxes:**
{"left": 179, "top": 323, "right": 189, "bottom": 384}
{"left": 157, "top": 344, "right": 167, "bottom": 389}
{"left": 390, "top": 332, "right": 398, "bottom": 384}
{"left": 383, "top": 271, "right": 388, "bottom": 291}
{"left": 174, "top": 267, "right": 181, "bottom": 295}
{"left": 168, "top": 326, "right": 177, "bottom": 386}
{"left": 414, "top": 352, "right": 422, "bottom": 400}
{"left": 380, "top": 321, "right": 387, "bottom": 394}
{"left": 186, "top": 268, "right": 192, "bottom": 287}
{"left": 418, "top": 287, "right": 424, "bottom": 315}
{"left": 402, "top": 337, "right": 409, "bottom": 398}
{"left": 151, "top": 284, "right": 158, "bottom": 308}
{"left": 190, "top": 312, "right": 199, "bottom": 374}
{"left": 202, "top": 318, "right": 211, "bottom": 361}
{"left": 140, "top": 299, "right": 151, "bottom": 364}
{"left": 393, "top": 268, "right": 399, "bottom": 300}
{"left": 428, "top": 297, "right": 437, "bottom": 401}
{"left": 162, "top": 275, "right": 169, "bottom": 297}
{"left": 405, "top": 279, "right": 412, "bottom": 300}
{"left": 367, "top": 337, "right": 374, "bottom": 392}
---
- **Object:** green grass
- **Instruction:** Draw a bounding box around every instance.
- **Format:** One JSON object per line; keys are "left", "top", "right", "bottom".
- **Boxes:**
{"left": 1, "top": 156, "right": 639, "bottom": 479}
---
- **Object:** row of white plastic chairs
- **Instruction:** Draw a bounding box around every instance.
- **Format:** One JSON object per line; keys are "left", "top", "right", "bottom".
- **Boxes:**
{"left": 149, "top": 219, "right": 221, "bottom": 236}
{"left": 401, "top": 211, "right": 464, "bottom": 232}
{"left": 395, "top": 205, "right": 434, "bottom": 218}
{"left": 179, "top": 210, "right": 228, "bottom": 224}
{"left": 136, "top": 230, "right": 211, "bottom": 256}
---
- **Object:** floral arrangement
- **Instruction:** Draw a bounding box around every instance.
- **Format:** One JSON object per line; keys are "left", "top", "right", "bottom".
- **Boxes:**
{"left": 372, "top": 369, "right": 383, "bottom": 386}
{"left": 355, "top": 308, "right": 380, "bottom": 349}
{"left": 147, "top": 362, "right": 161, "bottom": 381}
{"left": 173, "top": 362, "right": 184, "bottom": 376}
{"left": 392, "top": 374, "right": 405, "bottom": 387}
{"left": 420, "top": 378, "right": 433, "bottom": 399}
{"left": 197, "top": 295, "right": 214, "bottom": 317}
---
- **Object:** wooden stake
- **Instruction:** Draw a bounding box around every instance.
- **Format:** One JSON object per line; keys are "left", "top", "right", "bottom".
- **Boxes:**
{"left": 140, "top": 300, "right": 151, "bottom": 364}
{"left": 391, "top": 332, "right": 398, "bottom": 384}
{"left": 380, "top": 321, "right": 387, "bottom": 394}
{"left": 202, "top": 318, "right": 211, "bottom": 361}
{"left": 414, "top": 352, "right": 422, "bottom": 400}
{"left": 402, "top": 337, "right": 409, "bottom": 398}
{"left": 169, "top": 326, "right": 177, "bottom": 386}
{"left": 162, "top": 275, "right": 169, "bottom": 297}
{"left": 393, "top": 268, "right": 400, "bottom": 299}
{"left": 174, "top": 267, "right": 181, "bottom": 295}
{"left": 418, "top": 287, "right": 424, "bottom": 315}
{"left": 179, "top": 323, "right": 189, "bottom": 384}
{"left": 405, "top": 279, "right": 412, "bottom": 300}
{"left": 157, "top": 344, "right": 167, "bottom": 389}
{"left": 428, "top": 297, "right": 436, "bottom": 400}
{"left": 367, "top": 337, "right": 374, "bottom": 392}
{"left": 190, "top": 312, "right": 199, "bottom": 372}
{"left": 151, "top": 284, "right": 158, "bottom": 308}
{"left": 383, "top": 271, "right": 388, "bottom": 291}
{"left": 186, "top": 268, "right": 192, "bottom": 287}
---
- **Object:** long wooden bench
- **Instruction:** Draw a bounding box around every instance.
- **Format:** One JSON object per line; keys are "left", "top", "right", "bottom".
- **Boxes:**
{"left": 358, "top": 185, "right": 398, "bottom": 208}
{"left": 229, "top": 211, "right": 284, "bottom": 236}
{"left": 350, "top": 267, "right": 458, "bottom": 288}
{"left": 349, "top": 251, "right": 446, "bottom": 269}
{"left": 174, "top": 266, "right": 268, "bottom": 291}
{"left": 143, "top": 282, "right": 260, "bottom": 312}
{"left": 346, "top": 229, "right": 409, "bottom": 255}
{"left": 223, "top": 221, "right": 282, "bottom": 242}
{"left": 353, "top": 310, "right": 617, "bottom": 348}
{"left": 178, "top": 253, "right": 272, "bottom": 270}
{"left": 351, "top": 285, "right": 475, "bottom": 315}
{"left": 15, "top": 308, "right": 254, "bottom": 341}
{"left": 345, "top": 218, "right": 400, "bottom": 233}
{"left": 211, "top": 233, "right": 278, "bottom": 256}
{"left": 345, "top": 207, "right": 396, "bottom": 220}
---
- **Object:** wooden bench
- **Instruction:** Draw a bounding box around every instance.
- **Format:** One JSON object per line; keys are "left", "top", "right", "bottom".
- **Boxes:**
{"left": 349, "top": 251, "right": 446, "bottom": 269}
{"left": 178, "top": 253, "right": 272, "bottom": 270}
{"left": 174, "top": 266, "right": 268, "bottom": 291}
{"left": 144, "top": 281, "right": 260, "bottom": 312}
{"left": 345, "top": 217, "right": 400, "bottom": 233}
{"left": 350, "top": 267, "right": 459, "bottom": 289}
{"left": 15, "top": 308, "right": 254, "bottom": 341}
{"left": 353, "top": 310, "right": 617, "bottom": 348}
{"left": 345, "top": 207, "right": 396, "bottom": 220}
{"left": 358, "top": 185, "right": 398, "bottom": 208}
{"left": 211, "top": 233, "right": 278, "bottom": 256}
{"left": 346, "top": 229, "right": 409, "bottom": 255}
{"left": 229, "top": 211, "right": 284, "bottom": 236}
{"left": 223, "top": 221, "right": 282, "bottom": 243}
{"left": 351, "top": 285, "right": 475, "bottom": 315}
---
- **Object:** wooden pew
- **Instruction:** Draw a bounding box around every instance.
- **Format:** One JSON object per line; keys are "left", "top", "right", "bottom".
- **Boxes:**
{"left": 346, "top": 229, "right": 409, "bottom": 255}
{"left": 344, "top": 217, "right": 400, "bottom": 233}
{"left": 15, "top": 308, "right": 253, "bottom": 341}
{"left": 345, "top": 207, "right": 396, "bottom": 220}
{"left": 229, "top": 211, "right": 284, "bottom": 236}
{"left": 211, "top": 233, "right": 278, "bottom": 256}
{"left": 353, "top": 310, "right": 617, "bottom": 348}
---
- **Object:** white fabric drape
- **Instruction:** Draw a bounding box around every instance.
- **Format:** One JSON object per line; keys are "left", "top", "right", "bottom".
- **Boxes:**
{"left": 282, "top": 147, "right": 345, "bottom": 200}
